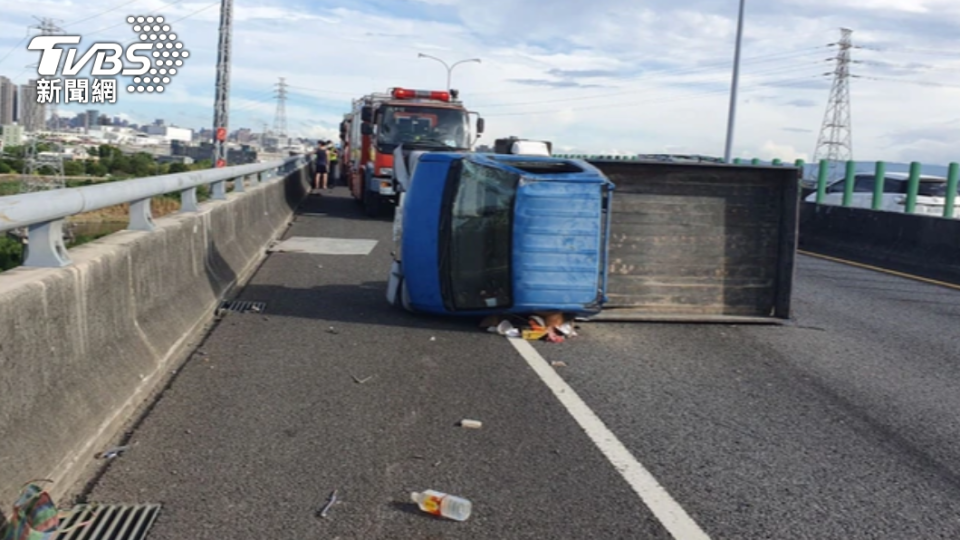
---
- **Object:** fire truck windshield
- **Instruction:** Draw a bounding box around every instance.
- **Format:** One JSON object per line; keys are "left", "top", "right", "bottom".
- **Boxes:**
{"left": 377, "top": 105, "right": 469, "bottom": 151}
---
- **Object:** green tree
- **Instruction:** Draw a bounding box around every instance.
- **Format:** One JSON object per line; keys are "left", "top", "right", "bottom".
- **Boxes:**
{"left": 109, "top": 154, "right": 131, "bottom": 175}
{"left": 63, "top": 160, "right": 85, "bottom": 176}
{"left": 85, "top": 161, "right": 108, "bottom": 176}
{"left": 0, "top": 237, "right": 24, "bottom": 272}
{"left": 130, "top": 152, "right": 159, "bottom": 177}
{"left": 168, "top": 162, "right": 189, "bottom": 174}
{"left": 0, "top": 161, "right": 13, "bottom": 174}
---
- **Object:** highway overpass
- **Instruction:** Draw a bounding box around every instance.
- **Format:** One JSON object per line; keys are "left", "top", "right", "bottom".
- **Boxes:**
{"left": 1, "top": 156, "right": 959, "bottom": 539}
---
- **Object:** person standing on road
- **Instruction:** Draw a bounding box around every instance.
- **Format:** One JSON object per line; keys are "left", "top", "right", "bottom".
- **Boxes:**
{"left": 314, "top": 140, "right": 329, "bottom": 192}
{"left": 327, "top": 144, "right": 338, "bottom": 187}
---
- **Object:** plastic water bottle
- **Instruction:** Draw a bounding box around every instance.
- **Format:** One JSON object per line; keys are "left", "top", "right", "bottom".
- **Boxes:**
{"left": 410, "top": 490, "right": 472, "bottom": 521}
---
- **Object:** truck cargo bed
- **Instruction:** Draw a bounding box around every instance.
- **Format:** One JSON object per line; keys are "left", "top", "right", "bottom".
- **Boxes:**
{"left": 587, "top": 160, "right": 800, "bottom": 323}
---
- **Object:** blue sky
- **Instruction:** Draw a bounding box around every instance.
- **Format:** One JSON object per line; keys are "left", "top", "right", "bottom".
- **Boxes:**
{"left": 1, "top": 0, "right": 959, "bottom": 163}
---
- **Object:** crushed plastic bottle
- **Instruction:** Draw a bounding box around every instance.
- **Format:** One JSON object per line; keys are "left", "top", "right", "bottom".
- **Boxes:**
{"left": 410, "top": 489, "right": 472, "bottom": 521}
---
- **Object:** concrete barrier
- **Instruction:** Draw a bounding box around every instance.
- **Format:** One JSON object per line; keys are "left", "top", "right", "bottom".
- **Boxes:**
{"left": 0, "top": 167, "right": 309, "bottom": 507}
{"left": 798, "top": 202, "right": 960, "bottom": 284}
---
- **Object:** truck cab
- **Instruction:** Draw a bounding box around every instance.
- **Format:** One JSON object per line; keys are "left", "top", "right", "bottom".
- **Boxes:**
{"left": 387, "top": 153, "right": 802, "bottom": 323}
{"left": 387, "top": 152, "right": 612, "bottom": 316}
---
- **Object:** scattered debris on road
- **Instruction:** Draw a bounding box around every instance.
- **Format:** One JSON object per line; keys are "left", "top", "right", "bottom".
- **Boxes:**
{"left": 327, "top": 326, "right": 339, "bottom": 335}
{"left": 96, "top": 445, "right": 130, "bottom": 460}
{"left": 351, "top": 374, "right": 373, "bottom": 384}
{"left": 480, "top": 312, "right": 579, "bottom": 343}
{"left": 459, "top": 419, "right": 482, "bottom": 429}
{"left": 411, "top": 489, "right": 472, "bottom": 521}
{"left": 317, "top": 489, "right": 339, "bottom": 519}
{"left": 551, "top": 361, "right": 567, "bottom": 368}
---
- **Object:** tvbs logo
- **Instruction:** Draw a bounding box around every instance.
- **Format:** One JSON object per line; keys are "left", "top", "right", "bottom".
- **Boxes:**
{"left": 28, "top": 15, "right": 189, "bottom": 96}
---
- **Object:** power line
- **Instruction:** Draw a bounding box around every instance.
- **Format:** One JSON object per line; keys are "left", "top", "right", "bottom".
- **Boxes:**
{"left": 483, "top": 74, "right": 825, "bottom": 117}
{"left": 476, "top": 61, "right": 828, "bottom": 109}
{"left": 468, "top": 46, "right": 830, "bottom": 96}
{"left": 0, "top": 35, "right": 29, "bottom": 68}
{"left": 859, "top": 45, "right": 960, "bottom": 56}
{"left": 84, "top": 0, "right": 189, "bottom": 37}
{"left": 230, "top": 89, "right": 277, "bottom": 112}
{"left": 855, "top": 74, "right": 960, "bottom": 89}
{"left": 63, "top": 0, "right": 143, "bottom": 28}
{"left": 285, "top": 84, "right": 360, "bottom": 96}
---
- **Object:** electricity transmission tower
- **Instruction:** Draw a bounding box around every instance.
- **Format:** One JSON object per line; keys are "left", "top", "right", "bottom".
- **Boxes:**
{"left": 273, "top": 77, "right": 288, "bottom": 139}
{"left": 812, "top": 28, "right": 854, "bottom": 181}
{"left": 29, "top": 17, "right": 65, "bottom": 131}
{"left": 20, "top": 17, "right": 67, "bottom": 193}
{"left": 211, "top": 0, "right": 233, "bottom": 167}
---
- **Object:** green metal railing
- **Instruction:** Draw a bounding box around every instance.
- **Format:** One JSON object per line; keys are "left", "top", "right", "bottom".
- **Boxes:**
{"left": 550, "top": 153, "right": 960, "bottom": 220}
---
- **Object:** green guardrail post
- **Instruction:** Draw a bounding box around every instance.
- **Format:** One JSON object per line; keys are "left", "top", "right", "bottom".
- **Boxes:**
{"left": 842, "top": 160, "right": 856, "bottom": 207}
{"left": 733, "top": 158, "right": 742, "bottom": 165}
{"left": 945, "top": 162, "right": 959, "bottom": 219}
{"left": 751, "top": 158, "right": 760, "bottom": 166}
{"left": 772, "top": 158, "right": 782, "bottom": 166}
{"left": 905, "top": 161, "right": 921, "bottom": 214}
{"left": 816, "top": 159, "right": 829, "bottom": 204}
{"left": 871, "top": 161, "right": 886, "bottom": 210}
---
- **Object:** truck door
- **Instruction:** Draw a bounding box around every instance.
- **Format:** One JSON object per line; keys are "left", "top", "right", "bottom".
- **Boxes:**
{"left": 588, "top": 160, "right": 800, "bottom": 323}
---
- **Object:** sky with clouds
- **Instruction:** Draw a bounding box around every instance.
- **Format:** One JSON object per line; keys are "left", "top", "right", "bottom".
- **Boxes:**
{"left": 1, "top": 0, "right": 959, "bottom": 163}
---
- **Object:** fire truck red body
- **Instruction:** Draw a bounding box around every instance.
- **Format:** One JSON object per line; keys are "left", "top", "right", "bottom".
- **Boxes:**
{"left": 339, "top": 87, "right": 483, "bottom": 216}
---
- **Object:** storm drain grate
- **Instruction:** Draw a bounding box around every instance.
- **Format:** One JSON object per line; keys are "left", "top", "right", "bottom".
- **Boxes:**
{"left": 217, "top": 300, "right": 266, "bottom": 314}
{"left": 56, "top": 504, "right": 162, "bottom": 540}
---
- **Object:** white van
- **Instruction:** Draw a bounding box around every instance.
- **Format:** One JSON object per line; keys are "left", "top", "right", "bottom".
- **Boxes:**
{"left": 805, "top": 172, "right": 959, "bottom": 218}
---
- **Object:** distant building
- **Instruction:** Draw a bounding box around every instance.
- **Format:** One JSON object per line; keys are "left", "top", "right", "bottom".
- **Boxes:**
{"left": 0, "top": 76, "right": 15, "bottom": 125}
{"left": 1, "top": 123, "right": 24, "bottom": 147}
{"left": 157, "top": 154, "right": 194, "bottom": 165}
{"left": 20, "top": 80, "right": 45, "bottom": 132}
{"left": 145, "top": 125, "right": 193, "bottom": 143}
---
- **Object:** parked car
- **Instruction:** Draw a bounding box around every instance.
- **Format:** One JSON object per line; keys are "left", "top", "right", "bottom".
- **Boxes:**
{"left": 804, "top": 172, "right": 959, "bottom": 217}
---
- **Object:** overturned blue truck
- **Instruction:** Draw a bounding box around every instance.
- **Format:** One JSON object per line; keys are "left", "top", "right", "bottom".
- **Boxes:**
{"left": 385, "top": 149, "right": 800, "bottom": 323}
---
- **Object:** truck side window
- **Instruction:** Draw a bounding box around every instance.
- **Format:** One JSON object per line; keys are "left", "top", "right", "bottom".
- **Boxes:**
{"left": 445, "top": 159, "right": 519, "bottom": 311}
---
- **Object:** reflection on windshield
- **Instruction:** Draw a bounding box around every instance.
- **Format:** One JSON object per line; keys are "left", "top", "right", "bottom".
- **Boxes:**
{"left": 378, "top": 105, "right": 469, "bottom": 149}
{"left": 446, "top": 159, "right": 518, "bottom": 310}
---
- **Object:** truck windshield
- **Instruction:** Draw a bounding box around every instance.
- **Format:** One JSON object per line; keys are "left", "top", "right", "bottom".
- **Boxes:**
{"left": 440, "top": 159, "right": 519, "bottom": 311}
{"left": 377, "top": 105, "right": 469, "bottom": 152}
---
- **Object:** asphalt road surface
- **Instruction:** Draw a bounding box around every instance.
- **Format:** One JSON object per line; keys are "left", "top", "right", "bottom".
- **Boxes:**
{"left": 86, "top": 188, "right": 960, "bottom": 539}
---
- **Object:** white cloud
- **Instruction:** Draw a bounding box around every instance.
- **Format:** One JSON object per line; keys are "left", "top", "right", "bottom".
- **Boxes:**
{"left": 1, "top": 0, "right": 959, "bottom": 164}
{"left": 756, "top": 141, "right": 809, "bottom": 162}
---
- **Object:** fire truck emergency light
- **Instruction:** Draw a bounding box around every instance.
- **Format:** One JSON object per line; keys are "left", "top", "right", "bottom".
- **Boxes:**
{"left": 391, "top": 88, "right": 450, "bottom": 102}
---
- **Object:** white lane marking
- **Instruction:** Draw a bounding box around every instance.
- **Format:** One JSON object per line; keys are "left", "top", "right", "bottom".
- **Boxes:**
{"left": 268, "top": 236, "right": 378, "bottom": 255}
{"left": 507, "top": 337, "right": 711, "bottom": 540}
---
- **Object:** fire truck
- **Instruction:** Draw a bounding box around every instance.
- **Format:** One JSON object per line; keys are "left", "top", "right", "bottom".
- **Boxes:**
{"left": 339, "top": 87, "right": 484, "bottom": 216}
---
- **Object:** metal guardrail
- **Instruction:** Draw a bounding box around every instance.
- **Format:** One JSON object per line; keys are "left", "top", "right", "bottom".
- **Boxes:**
{"left": 0, "top": 153, "right": 310, "bottom": 268}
